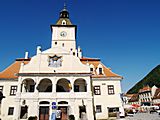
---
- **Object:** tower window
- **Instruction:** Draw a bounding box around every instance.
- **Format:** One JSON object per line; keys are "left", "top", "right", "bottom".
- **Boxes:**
{"left": 55, "top": 42, "right": 57, "bottom": 45}
{"left": 62, "top": 20, "right": 66, "bottom": 25}
{"left": 62, "top": 43, "right": 64, "bottom": 47}
{"left": 73, "top": 52, "right": 75, "bottom": 56}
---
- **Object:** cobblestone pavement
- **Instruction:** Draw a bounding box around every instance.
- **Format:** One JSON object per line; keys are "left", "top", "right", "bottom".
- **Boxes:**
{"left": 118, "top": 113, "right": 160, "bottom": 120}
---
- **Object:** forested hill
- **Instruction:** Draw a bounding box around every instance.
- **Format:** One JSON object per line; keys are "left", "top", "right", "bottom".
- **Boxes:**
{"left": 127, "top": 65, "right": 160, "bottom": 94}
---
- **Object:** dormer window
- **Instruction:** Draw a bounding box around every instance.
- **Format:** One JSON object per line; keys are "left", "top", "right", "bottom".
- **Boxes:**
{"left": 99, "top": 68, "right": 103, "bottom": 75}
{"left": 90, "top": 68, "right": 93, "bottom": 72}
{"left": 62, "top": 20, "right": 66, "bottom": 25}
{"left": 90, "top": 64, "right": 94, "bottom": 73}
{"left": 97, "top": 64, "right": 103, "bottom": 75}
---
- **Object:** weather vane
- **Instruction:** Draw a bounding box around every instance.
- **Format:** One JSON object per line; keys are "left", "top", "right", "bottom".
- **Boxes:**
{"left": 64, "top": 0, "right": 67, "bottom": 9}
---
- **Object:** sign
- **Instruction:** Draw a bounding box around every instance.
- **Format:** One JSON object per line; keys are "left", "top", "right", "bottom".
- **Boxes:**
{"left": 52, "top": 102, "right": 57, "bottom": 110}
{"left": 56, "top": 110, "right": 61, "bottom": 118}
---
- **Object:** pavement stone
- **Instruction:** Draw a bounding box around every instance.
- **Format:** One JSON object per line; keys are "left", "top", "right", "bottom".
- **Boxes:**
{"left": 117, "top": 112, "right": 160, "bottom": 120}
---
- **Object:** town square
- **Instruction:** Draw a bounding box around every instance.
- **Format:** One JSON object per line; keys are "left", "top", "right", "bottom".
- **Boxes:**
{"left": 0, "top": 0, "right": 160, "bottom": 120}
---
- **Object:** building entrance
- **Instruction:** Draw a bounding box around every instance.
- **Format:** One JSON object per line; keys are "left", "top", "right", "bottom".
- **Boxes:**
{"left": 57, "top": 106, "right": 68, "bottom": 120}
{"left": 39, "top": 106, "right": 49, "bottom": 120}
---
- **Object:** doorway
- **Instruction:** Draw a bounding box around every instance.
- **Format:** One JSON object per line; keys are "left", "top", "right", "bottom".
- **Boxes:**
{"left": 57, "top": 106, "right": 68, "bottom": 120}
{"left": 39, "top": 106, "right": 49, "bottom": 120}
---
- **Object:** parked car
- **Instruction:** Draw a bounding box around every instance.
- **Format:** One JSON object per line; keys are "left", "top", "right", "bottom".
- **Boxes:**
{"left": 149, "top": 108, "right": 157, "bottom": 114}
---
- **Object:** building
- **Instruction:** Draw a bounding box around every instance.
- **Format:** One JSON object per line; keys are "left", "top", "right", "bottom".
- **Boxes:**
{"left": 152, "top": 88, "right": 160, "bottom": 106}
{"left": 128, "top": 94, "right": 139, "bottom": 105}
{"left": 0, "top": 5, "right": 123, "bottom": 120}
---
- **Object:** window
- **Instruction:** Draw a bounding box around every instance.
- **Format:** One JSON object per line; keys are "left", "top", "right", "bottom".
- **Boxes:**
{"left": 62, "top": 43, "right": 64, "bottom": 47}
{"left": 96, "top": 105, "right": 102, "bottom": 113}
{"left": 108, "top": 85, "right": 114, "bottom": 95}
{"left": 0, "top": 86, "right": 3, "bottom": 92}
{"left": 20, "top": 106, "right": 28, "bottom": 119}
{"left": 74, "top": 85, "right": 79, "bottom": 92}
{"left": 10, "top": 86, "right": 17, "bottom": 96}
{"left": 90, "top": 68, "right": 93, "bottom": 72}
{"left": 94, "top": 86, "right": 101, "bottom": 95}
{"left": 108, "top": 107, "right": 119, "bottom": 113}
{"left": 99, "top": 68, "right": 103, "bottom": 74}
{"left": 8, "top": 107, "right": 14, "bottom": 115}
{"left": 29, "top": 85, "right": 35, "bottom": 92}
{"left": 62, "top": 20, "right": 66, "bottom": 25}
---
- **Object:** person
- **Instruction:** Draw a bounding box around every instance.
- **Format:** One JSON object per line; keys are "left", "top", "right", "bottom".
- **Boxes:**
{"left": 133, "top": 109, "right": 136, "bottom": 114}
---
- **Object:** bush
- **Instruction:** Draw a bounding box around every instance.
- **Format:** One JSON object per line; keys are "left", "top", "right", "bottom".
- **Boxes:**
{"left": 28, "top": 116, "right": 37, "bottom": 120}
{"left": 69, "top": 115, "right": 75, "bottom": 120}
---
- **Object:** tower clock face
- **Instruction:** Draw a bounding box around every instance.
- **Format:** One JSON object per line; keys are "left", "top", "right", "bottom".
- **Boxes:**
{"left": 60, "top": 31, "right": 67, "bottom": 37}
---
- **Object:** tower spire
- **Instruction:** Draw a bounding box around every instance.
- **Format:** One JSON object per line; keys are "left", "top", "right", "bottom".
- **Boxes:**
{"left": 64, "top": 0, "right": 67, "bottom": 9}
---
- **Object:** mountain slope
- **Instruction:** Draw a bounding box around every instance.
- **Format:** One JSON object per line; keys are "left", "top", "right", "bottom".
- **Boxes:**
{"left": 127, "top": 65, "right": 160, "bottom": 94}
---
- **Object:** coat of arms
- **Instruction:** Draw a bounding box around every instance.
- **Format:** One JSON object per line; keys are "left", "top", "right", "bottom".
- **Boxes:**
{"left": 48, "top": 55, "right": 62, "bottom": 68}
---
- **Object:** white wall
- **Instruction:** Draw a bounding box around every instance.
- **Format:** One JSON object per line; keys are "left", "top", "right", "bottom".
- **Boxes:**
{"left": 0, "top": 80, "right": 17, "bottom": 120}
{"left": 93, "top": 78, "right": 122, "bottom": 119}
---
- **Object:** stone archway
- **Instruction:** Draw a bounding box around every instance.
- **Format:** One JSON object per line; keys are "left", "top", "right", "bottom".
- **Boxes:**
{"left": 38, "top": 79, "right": 52, "bottom": 92}
{"left": 56, "top": 79, "right": 72, "bottom": 92}
{"left": 74, "top": 79, "right": 87, "bottom": 92}
{"left": 21, "top": 78, "right": 35, "bottom": 92}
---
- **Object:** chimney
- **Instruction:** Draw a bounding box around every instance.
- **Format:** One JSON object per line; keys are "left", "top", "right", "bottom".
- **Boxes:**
{"left": 37, "top": 46, "right": 42, "bottom": 54}
{"left": 25, "top": 52, "right": 29, "bottom": 59}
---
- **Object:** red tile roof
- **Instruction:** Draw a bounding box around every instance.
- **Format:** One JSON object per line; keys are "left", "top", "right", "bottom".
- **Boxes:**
{"left": 139, "top": 86, "right": 151, "bottom": 93}
{"left": 128, "top": 94, "right": 139, "bottom": 102}
{"left": 0, "top": 58, "right": 30, "bottom": 79}
{"left": 80, "top": 57, "right": 122, "bottom": 78}
{"left": 153, "top": 88, "right": 160, "bottom": 99}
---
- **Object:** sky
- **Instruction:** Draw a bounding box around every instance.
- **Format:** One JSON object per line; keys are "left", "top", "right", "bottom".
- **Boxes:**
{"left": 0, "top": 0, "right": 160, "bottom": 92}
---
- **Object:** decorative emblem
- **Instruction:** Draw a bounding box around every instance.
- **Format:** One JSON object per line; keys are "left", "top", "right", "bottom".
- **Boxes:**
{"left": 48, "top": 55, "right": 62, "bottom": 68}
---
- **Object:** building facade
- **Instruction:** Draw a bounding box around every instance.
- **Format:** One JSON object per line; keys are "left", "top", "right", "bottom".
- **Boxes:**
{"left": 0, "top": 6, "right": 123, "bottom": 120}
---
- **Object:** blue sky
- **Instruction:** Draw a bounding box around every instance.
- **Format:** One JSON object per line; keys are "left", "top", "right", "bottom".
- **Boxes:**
{"left": 0, "top": 0, "right": 160, "bottom": 92}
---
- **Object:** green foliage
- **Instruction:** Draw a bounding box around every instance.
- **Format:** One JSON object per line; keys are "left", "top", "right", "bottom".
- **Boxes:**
{"left": 28, "top": 116, "right": 37, "bottom": 120}
{"left": 127, "top": 65, "right": 160, "bottom": 94}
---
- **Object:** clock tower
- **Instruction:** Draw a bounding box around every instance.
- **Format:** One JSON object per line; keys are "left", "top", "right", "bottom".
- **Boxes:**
{"left": 51, "top": 5, "right": 77, "bottom": 52}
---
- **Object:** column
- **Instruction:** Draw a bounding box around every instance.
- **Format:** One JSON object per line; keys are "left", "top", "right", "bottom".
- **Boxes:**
{"left": 86, "top": 78, "right": 92, "bottom": 96}
{"left": 14, "top": 98, "right": 21, "bottom": 120}
{"left": 86, "top": 99, "right": 94, "bottom": 120}
{"left": 34, "top": 77, "right": 39, "bottom": 97}
{"left": 17, "top": 77, "right": 23, "bottom": 97}
{"left": 52, "top": 77, "right": 57, "bottom": 98}
{"left": 70, "top": 77, "right": 74, "bottom": 93}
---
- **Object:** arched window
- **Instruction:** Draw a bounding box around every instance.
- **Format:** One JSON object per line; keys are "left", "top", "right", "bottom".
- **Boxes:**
{"left": 62, "top": 20, "right": 66, "bottom": 25}
{"left": 56, "top": 79, "right": 72, "bottom": 92}
{"left": 74, "top": 79, "right": 87, "bottom": 92}
{"left": 40, "top": 101, "right": 50, "bottom": 104}
{"left": 97, "top": 64, "right": 103, "bottom": 75}
{"left": 21, "top": 79, "right": 35, "bottom": 92}
{"left": 38, "top": 79, "right": 52, "bottom": 92}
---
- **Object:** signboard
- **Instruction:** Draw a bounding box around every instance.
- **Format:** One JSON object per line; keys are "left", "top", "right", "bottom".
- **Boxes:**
{"left": 52, "top": 102, "right": 57, "bottom": 110}
{"left": 56, "top": 110, "right": 61, "bottom": 118}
